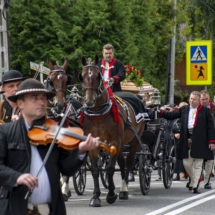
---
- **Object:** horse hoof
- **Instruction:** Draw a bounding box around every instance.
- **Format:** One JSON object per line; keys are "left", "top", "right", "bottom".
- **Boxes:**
{"left": 62, "top": 194, "right": 68, "bottom": 202}
{"left": 89, "top": 197, "right": 101, "bottom": 207}
{"left": 67, "top": 190, "right": 72, "bottom": 198}
{"left": 119, "top": 191, "right": 129, "bottom": 200}
{"left": 106, "top": 193, "right": 118, "bottom": 204}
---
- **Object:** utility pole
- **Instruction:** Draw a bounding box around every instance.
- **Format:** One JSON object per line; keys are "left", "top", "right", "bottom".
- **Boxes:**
{"left": 0, "top": 0, "right": 10, "bottom": 82}
{"left": 168, "top": 0, "right": 176, "bottom": 104}
{"left": 165, "top": 39, "right": 172, "bottom": 104}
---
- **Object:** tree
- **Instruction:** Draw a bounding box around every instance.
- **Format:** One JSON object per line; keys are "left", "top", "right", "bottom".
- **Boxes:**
{"left": 175, "top": 0, "right": 215, "bottom": 99}
{"left": 8, "top": 0, "right": 194, "bottom": 102}
{"left": 9, "top": 0, "right": 75, "bottom": 77}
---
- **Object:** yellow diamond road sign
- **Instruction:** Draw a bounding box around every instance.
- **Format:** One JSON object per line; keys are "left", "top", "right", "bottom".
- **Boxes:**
{"left": 186, "top": 40, "right": 212, "bottom": 85}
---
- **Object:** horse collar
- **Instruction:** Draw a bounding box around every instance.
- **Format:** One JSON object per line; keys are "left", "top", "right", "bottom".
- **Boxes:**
{"left": 83, "top": 100, "right": 112, "bottom": 117}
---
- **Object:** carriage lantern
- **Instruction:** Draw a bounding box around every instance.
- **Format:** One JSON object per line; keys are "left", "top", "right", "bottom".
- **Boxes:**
{"left": 150, "top": 88, "right": 161, "bottom": 106}
{"left": 71, "top": 86, "right": 79, "bottom": 100}
{"left": 71, "top": 85, "right": 78, "bottom": 93}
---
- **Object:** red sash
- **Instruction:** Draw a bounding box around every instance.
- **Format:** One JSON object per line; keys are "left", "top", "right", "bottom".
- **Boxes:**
{"left": 209, "top": 101, "right": 213, "bottom": 112}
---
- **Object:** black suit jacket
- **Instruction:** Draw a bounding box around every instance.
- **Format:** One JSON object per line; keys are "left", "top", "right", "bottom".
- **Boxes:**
{"left": 0, "top": 116, "right": 84, "bottom": 215}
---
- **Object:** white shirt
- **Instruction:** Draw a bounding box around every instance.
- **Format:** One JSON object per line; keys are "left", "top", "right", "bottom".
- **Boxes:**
{"left": 28, "top": 144, "right": 52, "bottom": 205}
{"left": 25, "top": 121, "right": 52, "bottom": 205}
{"left": 103, "top": 62, "right": 109, "bottom": 81}
{"left": 188, "top": 106, "right": 198, "bottom": 129}
{"left": 25, "top": 120, "right": 86, "bottom": 205}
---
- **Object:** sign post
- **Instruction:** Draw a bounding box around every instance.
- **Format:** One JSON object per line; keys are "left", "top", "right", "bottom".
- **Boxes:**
{"left": 30, "top": 62, "right": 50, "bottom": 83}
{"left": 186, "top": 40, "right": 212, "bottom": 86}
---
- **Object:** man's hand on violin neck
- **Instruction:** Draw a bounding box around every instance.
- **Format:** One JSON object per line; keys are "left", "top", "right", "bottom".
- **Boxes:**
{"left": 78, "top": 133, "right": 100, "bottom": 154}
{"left": 16, "top": 173, "right": 38, "bottom": 189}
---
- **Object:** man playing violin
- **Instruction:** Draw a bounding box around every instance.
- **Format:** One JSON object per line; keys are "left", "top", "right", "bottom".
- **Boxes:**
{"left": 0, "top": 79, "right": 100, "bottom": 215}
{"left": 0, "top": 70, "right": 26, "bottom": 123}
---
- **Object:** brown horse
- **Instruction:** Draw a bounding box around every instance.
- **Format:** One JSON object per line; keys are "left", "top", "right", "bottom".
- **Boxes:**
{"left": 46, "top": 59, "right": 77, "bottom": 200}
{"left": 46, "top": 59, "right": 72, "bottom": 113}
{"left": 79, "top": 56, "right": 145, "bottom": 206}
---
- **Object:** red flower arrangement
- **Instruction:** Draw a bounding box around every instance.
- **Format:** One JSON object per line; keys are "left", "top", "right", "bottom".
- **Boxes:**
{"left": 124, "top": 64, "right": 144, "bottom": 87}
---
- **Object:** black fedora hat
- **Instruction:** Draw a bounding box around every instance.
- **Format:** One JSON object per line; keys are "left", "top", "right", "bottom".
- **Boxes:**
{"left": 0, "top": 70, "right": 27, "bottom": 86}
{"left": 8, "top": 78, "right": 56, "bottom": 102}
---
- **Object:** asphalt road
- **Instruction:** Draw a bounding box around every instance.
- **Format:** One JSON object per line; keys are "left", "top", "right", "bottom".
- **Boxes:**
{"left": 65, "top": 171, "right": 215, "bottom": 215}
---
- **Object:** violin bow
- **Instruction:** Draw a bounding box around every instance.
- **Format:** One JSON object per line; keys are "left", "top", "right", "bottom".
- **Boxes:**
{"left": 24, "top": 101, "right": 73, "bottom": 199}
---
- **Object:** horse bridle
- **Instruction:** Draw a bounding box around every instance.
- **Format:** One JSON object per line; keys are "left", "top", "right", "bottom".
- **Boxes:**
{"left": 79, "top": 63, "right": 113, "bottom": 115}
{"left": 48, "top": 68, "right": 67, "bottom": 94}
{"left": 81, "top": 64, "right": 104, "bottom": 99}
{"left": 46, "top": 63, "right": 67, "bottom": 109}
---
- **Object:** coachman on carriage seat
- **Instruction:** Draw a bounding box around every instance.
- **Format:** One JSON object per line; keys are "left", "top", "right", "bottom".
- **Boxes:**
{"left": 98, "top": 44, "right": 126, "bottom": 92}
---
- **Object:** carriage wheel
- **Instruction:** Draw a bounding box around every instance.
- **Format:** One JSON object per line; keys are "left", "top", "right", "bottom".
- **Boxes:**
{"left": 139, "top": 154, "right": 151, "bottom": 195}
{"left": 73, "top": 164, "right": 86, "bottom": 195}
{"left": 162, "top": 139, "right": 176, "bottom": 189}
{"left": 98, "top": 154, "right": 109, "bottom": 189}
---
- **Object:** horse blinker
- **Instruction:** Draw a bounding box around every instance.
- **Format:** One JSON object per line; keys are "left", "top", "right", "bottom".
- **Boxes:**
{"left": 78, "top": 72, "right": 83, "bottom": 82}
{"left": 67, "top": 75, "right": 72, "bottom": 85}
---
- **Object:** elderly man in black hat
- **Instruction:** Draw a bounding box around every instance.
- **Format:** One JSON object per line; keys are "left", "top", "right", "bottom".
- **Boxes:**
{"left": 0, "top": 70, "right": 26, "bottom": 123}
{"left": 0, "top": 78, "right": 100, "bottom": 215}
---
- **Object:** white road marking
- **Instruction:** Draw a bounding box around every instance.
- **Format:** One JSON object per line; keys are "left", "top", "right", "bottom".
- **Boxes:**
{"left": 145, "top": 190, "right": 215, "bottom": 215}
{"left": 128, "top": 183, "right": 163, "bottom": 186}
{"left": 164, "top": 194, "right": 215, "bottom": 215}
{"left": 84, "top": 189, "right": 108, "bottom": 194}
{"left": 67, "top": 197, "right": 106, "bottom": 202}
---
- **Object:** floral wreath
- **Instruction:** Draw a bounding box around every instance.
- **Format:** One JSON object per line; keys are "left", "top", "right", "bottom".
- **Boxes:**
{"left": 124, "top": 64, "right": 143, "bottom": 87}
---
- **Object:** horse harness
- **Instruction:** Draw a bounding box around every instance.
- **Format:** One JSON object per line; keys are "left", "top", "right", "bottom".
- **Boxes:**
{"left": 79, "top": 64, "right": 130, "bottom": 121}
{"left": 79, "top": 63, "right": 104, "bottom": 100}
{"left": 46, "top": 60, "right": 72, "bottom": 94}
{"left": 46, "top": 68, "right": 66, "bottom": 93}
{"left": 78, "top": 60, "right": 146, "bottom": 149}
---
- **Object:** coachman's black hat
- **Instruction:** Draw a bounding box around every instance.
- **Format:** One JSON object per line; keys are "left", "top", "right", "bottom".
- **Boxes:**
{"left": 0, "top": 70, "right": 27, "bottom": 86}
{"left": 8, "top": 78, "right": 56, "bottom": 102}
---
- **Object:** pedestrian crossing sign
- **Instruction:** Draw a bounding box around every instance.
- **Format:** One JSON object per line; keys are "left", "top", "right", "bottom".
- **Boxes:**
{"left": 191, "top": 46, "right": 207, "bottom": 63}
{"left": 186, "top": 40, "right": 212, "bottom": 85}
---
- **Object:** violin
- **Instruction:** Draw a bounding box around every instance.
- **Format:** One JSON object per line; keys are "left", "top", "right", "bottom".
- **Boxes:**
{"left": 27, "top": 118, "right": 117, "bottom": 155}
